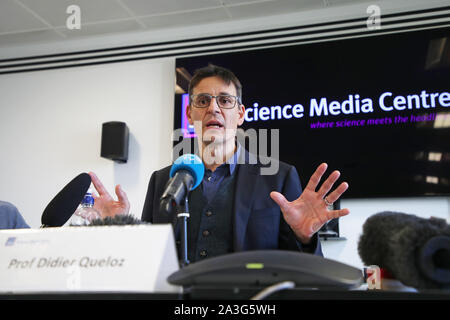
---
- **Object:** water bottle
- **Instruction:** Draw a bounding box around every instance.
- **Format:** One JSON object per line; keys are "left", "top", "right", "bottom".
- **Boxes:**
{"left": 69, "top": 191, "right": 101, "bottom": 226}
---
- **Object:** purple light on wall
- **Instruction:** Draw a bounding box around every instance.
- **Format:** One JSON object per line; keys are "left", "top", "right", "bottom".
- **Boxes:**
{"left": 181, "top": 93, "right": 196, "bottom": 138}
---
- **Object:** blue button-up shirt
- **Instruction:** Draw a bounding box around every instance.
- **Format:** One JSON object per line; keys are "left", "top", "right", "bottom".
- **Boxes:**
{"left": 201, "top": 144, "right": 241, "bottom": 203}
{"left": 0, "top": 201, "right": 30, "bottom": 229}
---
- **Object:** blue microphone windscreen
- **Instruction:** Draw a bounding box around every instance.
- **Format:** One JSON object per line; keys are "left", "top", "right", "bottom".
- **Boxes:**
{"left": 170, "top": 154, "right": 205, "bottom": 190}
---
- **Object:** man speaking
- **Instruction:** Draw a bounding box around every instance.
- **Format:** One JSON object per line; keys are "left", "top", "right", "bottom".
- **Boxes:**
{"left": 90, "top": 65, "right": 350, "bottom": 263}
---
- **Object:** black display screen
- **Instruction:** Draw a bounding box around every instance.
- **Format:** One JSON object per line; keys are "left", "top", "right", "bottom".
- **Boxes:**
{"left": 174, "top": 27, "right": 450, "bottom": 199}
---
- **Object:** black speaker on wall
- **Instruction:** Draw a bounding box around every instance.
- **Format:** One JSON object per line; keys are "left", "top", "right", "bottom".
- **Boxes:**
{"left": 101, "top": 121, "right": 129, "bottom": 163}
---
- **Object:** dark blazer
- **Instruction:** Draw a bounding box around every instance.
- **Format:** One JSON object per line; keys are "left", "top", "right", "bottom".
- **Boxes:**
{"left": 141, "top": 149, "right": 323, "bottom": 256}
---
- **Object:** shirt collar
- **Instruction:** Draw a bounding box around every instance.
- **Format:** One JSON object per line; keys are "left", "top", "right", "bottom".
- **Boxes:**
{"left": 203, "top": 143, "right": 241, "bottom": 176}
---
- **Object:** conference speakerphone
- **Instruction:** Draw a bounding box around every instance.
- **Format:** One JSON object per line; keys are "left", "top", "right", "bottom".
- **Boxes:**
{"left": 168, "top": 250, "right": 363, "bottom": 290}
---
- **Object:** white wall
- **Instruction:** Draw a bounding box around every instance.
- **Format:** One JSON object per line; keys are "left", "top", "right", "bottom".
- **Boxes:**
{"left": 0, "top": 58, "right": 175, "bottom": 228}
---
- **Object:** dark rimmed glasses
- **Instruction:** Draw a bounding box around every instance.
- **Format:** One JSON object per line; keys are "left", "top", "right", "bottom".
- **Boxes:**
{"left": 190, "top": 94, "right": 240, "bottom": 109}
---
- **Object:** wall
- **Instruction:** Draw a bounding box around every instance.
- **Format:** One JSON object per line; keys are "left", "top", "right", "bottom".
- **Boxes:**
{"left": 0, "top": 58, "right": 175, "bottom": 228}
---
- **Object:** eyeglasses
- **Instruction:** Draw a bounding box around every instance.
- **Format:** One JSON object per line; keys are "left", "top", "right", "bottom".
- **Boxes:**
{"left": 190, "top": 94, "right": 240, "bottom": 109}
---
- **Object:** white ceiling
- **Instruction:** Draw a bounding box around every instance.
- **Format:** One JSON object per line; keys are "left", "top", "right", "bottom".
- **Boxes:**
{"left": 0, "top": 0, "right": 448, "bottom": 59}
{"left": 0, "top": 0, "right": 373, "bottom": 48}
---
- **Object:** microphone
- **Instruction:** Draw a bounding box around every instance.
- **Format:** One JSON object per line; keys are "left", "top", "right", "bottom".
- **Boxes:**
{"left": 88, "top": 214, "right": 146, "bottom": 226}
{"left": 41, "top": 173, "right": 92, "bottom": 227}
{"left": 159, "top": 154, "right": 205, "bottom": 216}
{"left": 358, "top": 211, "right": 450, "bottom": 289}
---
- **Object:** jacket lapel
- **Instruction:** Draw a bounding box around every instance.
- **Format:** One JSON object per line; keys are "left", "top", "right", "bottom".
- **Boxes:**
{"left": 233, "top": 149, "right": 259, "bottom": 251}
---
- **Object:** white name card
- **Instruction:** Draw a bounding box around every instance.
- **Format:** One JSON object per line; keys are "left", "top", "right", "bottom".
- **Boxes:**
{"left": 0, "top": 225, "right": 181, "bottom": 293}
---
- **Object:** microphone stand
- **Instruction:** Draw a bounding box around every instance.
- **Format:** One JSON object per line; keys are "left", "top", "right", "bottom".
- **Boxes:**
{"left": 177, "top": 196, "right": 190, "bottom": 268}
{"left": 160, "top": 171, "right": 195, "bottom": 268}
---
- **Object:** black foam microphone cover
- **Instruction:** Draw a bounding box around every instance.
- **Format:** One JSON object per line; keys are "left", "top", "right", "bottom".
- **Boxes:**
{"left": 358, "top": 211, "right": 450, "bottom": 289}
{"left": 41, "top": 173, "right": 92, "bottom": 227}
{"left": 88, "top": 214, "right": 145, "bottom": 226}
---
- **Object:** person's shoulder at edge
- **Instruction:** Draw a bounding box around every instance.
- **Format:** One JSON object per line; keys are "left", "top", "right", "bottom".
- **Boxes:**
{"left": 0, "top": 200, "right": 30, "bottom": 230}
{"left": 150, "top": 164, "right": 172, "bottom": 178}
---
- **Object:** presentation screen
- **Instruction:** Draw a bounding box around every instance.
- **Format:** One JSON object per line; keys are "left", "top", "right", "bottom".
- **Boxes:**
{"left": 174, "top": 27, "right": 450, "bottom": 199}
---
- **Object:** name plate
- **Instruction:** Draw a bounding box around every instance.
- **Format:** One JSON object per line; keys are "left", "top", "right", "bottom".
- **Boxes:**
{"left": 0, "top": 225, "right": 181, "bottom": 293}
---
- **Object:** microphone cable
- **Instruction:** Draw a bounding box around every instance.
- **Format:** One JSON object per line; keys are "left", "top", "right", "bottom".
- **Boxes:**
{"left": 250, "top": 281, "right": 295, "bottom": 300}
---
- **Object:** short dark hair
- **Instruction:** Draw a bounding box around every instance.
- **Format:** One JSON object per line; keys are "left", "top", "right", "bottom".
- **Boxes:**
{"left": 188, "top": 64, "right": 242, "bottom": 103}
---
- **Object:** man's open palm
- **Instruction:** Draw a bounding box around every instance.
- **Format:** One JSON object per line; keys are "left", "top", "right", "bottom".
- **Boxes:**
{"left": 270, "top": 163, "right": 349, "bottom": 243}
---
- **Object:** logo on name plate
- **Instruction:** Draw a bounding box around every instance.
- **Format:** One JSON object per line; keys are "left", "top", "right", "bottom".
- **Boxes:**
{"left": 5, "top": 237, "right": 16, "bottom": 246}
{"left": 3, "top": 237, "right": 49, "bottom": 247}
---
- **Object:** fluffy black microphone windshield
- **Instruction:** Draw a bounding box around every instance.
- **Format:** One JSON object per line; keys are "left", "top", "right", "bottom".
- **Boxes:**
{"left": 358, "top": 211, "right": 450, "bottom": 289}
{"left": 88, "top": 214, "right": 146, "bottom": 226}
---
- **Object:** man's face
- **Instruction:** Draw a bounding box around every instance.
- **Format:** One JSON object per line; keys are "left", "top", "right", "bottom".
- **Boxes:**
{"left": 187, "top": 76, "right": 245, "bottom": 145}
